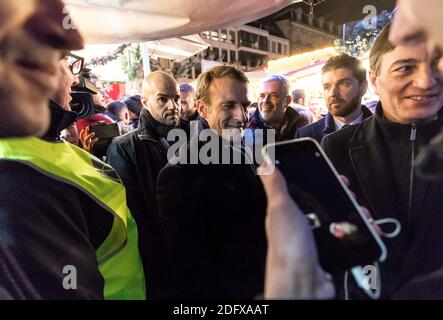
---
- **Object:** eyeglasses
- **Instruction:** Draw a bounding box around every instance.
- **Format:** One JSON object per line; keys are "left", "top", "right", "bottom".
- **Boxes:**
{"left": 67, "top": 53, "right": 84, "bottom": 75}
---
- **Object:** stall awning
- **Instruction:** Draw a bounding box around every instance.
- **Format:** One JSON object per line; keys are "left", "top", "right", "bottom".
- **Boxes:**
{"left": 66, "top": 0, "right": 298, "bottom": 44}
{"left": 145, "top": 35, "right": 209, "bottom": 62}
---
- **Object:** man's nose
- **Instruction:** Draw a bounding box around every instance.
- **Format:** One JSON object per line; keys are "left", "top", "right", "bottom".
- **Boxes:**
{"left": 72, "top": 74, "right": 80, "bottom": 87}
{"left": 24, "top": 0, "right": 84, "bottom": 51}
{"left": 327, "top": 85, "right": 339, "bottom": 98}
{"left": 233, "top": 104, "right": 246, "bottom": 124}
{"left": 168, "top": 99, "right": 180, "bottom": 111}
{"left": 414, "top": 65, "right": 439, "bottom": 90}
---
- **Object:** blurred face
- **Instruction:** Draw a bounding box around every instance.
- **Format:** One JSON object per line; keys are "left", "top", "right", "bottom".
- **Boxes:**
{"left": 51, "top": 58, "right": 79, "bottom": 109}
{"left": 258, "top": 80, "right": 290, "bottom": 127}
{"left": 180, "top": 90, "right": 196, "bottom": 120}
{"left": 142, "top": 79, "right": 181, "bottom": 127}
{"left": 0, "top": 0, "right": 35, "bottom": 39}
{"left": 0, "top": 0, "right": 83, "bottom": 138}
{"left": 118, "top": 106, "right": 130, "bottom": 124}
{"left": 322, "top": 68, "right": 366, "bottom": 118}
{"left": 370, "top": 42, "right": 443, "bottom": 124}
{"left": 390, "top": 0, "right": 443, "bottom": 74}
{"left": 198, "top": 77, "right": 249, "bottom": 136}
{"left": 93, "top": 91, "right": 105, "bottom": 107}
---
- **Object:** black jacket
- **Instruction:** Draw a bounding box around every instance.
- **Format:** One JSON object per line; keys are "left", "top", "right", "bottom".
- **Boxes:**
{"left": 156, "top": 120, "right": 267, "bottom": 299}
{"left": 107, "top": 109, "right": 188, "bottom": 299}
{"left": 0, "top": 160, "right": 112, "bottom": 299}
{"left": 321, "top": 103, "right": 443, "bottom": 299}
{"left": 296, "top": 105, "right": 373, "bottom": 143}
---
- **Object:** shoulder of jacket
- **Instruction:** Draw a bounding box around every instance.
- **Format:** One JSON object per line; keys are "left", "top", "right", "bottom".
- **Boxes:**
{"left": 300, "top": 118, "right": 325, "bottom": 134}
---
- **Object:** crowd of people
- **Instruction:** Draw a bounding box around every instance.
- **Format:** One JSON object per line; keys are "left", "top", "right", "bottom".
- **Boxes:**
{"left": 0, "top": 0, "right": 443, "bottom": 300}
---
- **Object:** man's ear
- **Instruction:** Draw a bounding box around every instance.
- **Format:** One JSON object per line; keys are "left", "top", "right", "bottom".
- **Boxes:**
{"left": 369, "top": 70, "right": 379, "bottom": 96}
{"left": 196, "top": 100, "right": 208, "bottom": 118}
{"left": 141, "top": 96, "right": 149, "bottom": 110}
{"left": 360, "top": 79, "right": 369, "bottom": 97}
{"left": 285, "top": 95, "right": 292, "bottom": 107}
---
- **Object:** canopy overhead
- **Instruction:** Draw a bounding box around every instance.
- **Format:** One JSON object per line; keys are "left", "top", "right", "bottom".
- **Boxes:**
{"left": 66, "top": 0, "right": 298, "bottom": 44}
{"left": 146, "top": 35, "right": 209, "bottom": 61}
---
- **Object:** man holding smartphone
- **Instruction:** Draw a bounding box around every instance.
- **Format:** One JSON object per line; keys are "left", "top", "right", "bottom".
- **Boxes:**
{"left": 0, "top": 0, "right": 145, "bottom": 299}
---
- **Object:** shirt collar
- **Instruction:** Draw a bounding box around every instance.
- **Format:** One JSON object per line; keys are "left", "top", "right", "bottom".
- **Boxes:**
{"left": 333, "top": 111, "right": 364, "bottom": 130}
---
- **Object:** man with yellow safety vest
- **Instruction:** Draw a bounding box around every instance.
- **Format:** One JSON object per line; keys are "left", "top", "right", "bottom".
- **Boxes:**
{"left": 0, "top": 0, "right": 145, "bottom": 299}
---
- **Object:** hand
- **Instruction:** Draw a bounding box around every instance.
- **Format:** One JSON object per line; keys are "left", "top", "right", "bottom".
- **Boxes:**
{"left": 79, "top": 126, "right": 98, "bottom": 153}
{"left": 259, "top": 166, "right": 335, "bottom": 300}
{"left": 60, "top": 123, "right": 79, "bottom": 146}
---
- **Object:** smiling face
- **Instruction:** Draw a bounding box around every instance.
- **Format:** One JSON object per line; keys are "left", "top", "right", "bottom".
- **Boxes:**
{"left": 370, "top": 42, "right": 443, "bottom": 124}
{"left": 258, "top": 80, "right": 290, "bottom": 128}
{"left": 0, "top": 0, "right": 84, "bottom": 138}
{"left": 198, "top": 76, "right": 249, "bottom": 136}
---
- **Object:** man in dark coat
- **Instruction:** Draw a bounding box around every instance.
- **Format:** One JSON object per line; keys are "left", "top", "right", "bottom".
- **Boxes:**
{"left": 156, "top": 66, "right": 267, "bottom": 299}
{"left": 321, "top": 24, "right": 443, "bottom": 299}
{"left": 107, "top": 71, "right": 187, "bottom": 299}
{"left": 296, "top": 54, "right": 372, "bottom": 143}
{"left": 248, "top": 75, "right": 305, "bottom": 141}
{"left": 0, "top": 0, "right": 147, "bottom": 300}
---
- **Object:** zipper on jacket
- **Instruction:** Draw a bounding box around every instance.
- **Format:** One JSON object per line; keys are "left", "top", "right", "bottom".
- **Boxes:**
{"left": 408, "top": 124, "right": 417, "bottom": 230}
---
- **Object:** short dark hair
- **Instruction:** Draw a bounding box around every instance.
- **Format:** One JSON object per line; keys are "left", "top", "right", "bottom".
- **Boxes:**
{"left": 196, "top": 66, "right": 249, "bottom": 105}
{"left": 292, "top": 89, "right": 305, "bottom": 102}
{"left": 322, "top": 53, "right": 367, "bottom": 84}
{"left": 261, "top": 75, "right": 291, "bottom": 96}
{"left": 369, "top": 22, "right": 395, "bottom": 74}
{"left": 107, "top": 101, "right": 127, "bottom": 116}
{"left": 121, "top": 95, "right": 142, "bottom": 114}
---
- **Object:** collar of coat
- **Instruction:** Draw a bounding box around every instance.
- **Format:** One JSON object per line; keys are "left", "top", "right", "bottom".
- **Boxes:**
{"left": 138, "top": 108, "right": 179, "bottom": 141}
{"left": 348, "top": 102, "right": 443, "bottom": 146}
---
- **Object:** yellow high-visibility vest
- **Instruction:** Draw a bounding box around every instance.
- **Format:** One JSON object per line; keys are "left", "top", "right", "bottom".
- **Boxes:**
{"left": 0, "top": 137, "right": 146, "bottom": 300}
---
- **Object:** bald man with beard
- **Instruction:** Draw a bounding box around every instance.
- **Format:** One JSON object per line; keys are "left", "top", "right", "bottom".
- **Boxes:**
{"left": 107, "top": 71, "right": 189, "bottom": 299}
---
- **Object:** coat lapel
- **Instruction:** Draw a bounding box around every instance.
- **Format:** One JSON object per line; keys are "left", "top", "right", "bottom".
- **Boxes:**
{"left": 322, "top": 113, "right": 336, "bottom": 136}
{"left": 361, "top": 105, "right": 374, "bottom": 120}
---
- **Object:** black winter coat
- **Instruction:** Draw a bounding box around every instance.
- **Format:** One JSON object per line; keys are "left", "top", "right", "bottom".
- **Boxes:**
{"left": 107, "top": 109, "right": 189, "bottom": 299}
{"left": 321, "top": 104, "right": 443, "bottom": 299}
{"left": 156, "top": 121, "right": 267, "bottom": 299}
